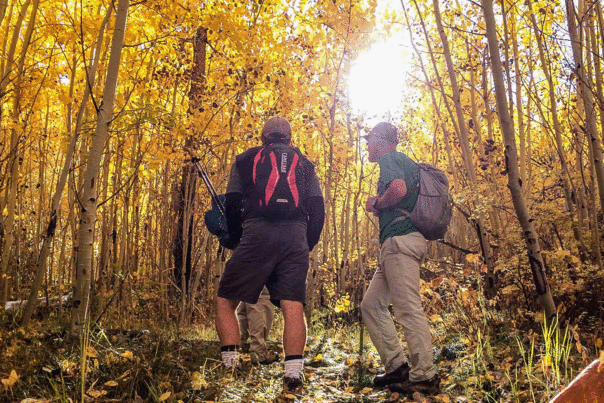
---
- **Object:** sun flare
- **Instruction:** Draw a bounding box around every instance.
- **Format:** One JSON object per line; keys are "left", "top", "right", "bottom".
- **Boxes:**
{"left": 348, "top": 36, "right": 413, "bottom": 120}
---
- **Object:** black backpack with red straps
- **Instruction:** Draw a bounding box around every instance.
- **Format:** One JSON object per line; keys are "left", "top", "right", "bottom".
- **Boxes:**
{"left": 237, "top": 143, "right": 312, "bottom": 220}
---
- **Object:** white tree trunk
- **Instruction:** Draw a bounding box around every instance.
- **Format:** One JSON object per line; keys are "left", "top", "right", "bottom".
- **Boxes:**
{"left": 71, "top": 0, "right": 130, "bottom": 333}
{"left": 21, "top": 5, "right": 112, "bottom": 326}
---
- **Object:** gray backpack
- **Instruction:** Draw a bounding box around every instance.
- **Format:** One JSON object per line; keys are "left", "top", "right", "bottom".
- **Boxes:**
{"left": 401, "top": 163, "right": 452, "bottom": 240}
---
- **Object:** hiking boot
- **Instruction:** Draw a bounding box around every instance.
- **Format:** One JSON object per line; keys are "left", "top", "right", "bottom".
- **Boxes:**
{"left": 373, "top": 362, "right": 410, "bottom": 387}
{"left": 250, "top": 350, "right": 279, "bottom": 365}
{"left": 388, "top": 373, "right": 441, "bottom": 395}
{"left": 283, "top": 376, "right": 303, "bottom": 395}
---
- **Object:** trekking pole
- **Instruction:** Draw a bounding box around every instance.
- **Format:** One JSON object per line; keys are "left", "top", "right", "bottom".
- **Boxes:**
{"left": 190, "top": 156, "right": 226, "bottom": 218}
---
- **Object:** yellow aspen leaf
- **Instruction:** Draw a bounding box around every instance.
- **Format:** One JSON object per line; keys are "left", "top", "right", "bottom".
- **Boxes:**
{"left": 87, "top": 346, "right": 97, "bottom": 358}
{"left": 121, "top": 351, "right": 134, "bottom": 360}
{"left": 431, "top": 276, "right": 444, "bottom": 287}
{"left": 430, "top": 314, "right": 443, "bottom": 322}
{"left": 58, "top": 93, "right": 72, "bottom": 105}
{"left": 596, "top": 338, "right": 602, "bottom": 348}
{"left": 312, "top": 353, "right": 322, "bottom": 361}
{"left": 465, "top": 253, "right": 481, "bottom": 264}
{"left": 1, "top": 370, "right": 18, "bottom": 388}
{"left": 159, "top": 391, "right": 171, "bottom": 401}
{"left": 87, "top": 390, "right": 106, "bottom": 398}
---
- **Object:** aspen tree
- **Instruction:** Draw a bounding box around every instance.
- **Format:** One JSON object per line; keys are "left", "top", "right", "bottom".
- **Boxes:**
{"left": 21, "top": 4, "right": 113, "bottom": 325}
{"left": 565, "top": 0, "right": 604, "bottom": 215}
{"left": 0, "top": 0, "right": 39, "bottom": 305}
{"left": 173, "top": 27, "right": 206, "bottom": 310}
{"left": 526, "top": 0, "right": 583, "bottom": 248}
{"left": 583, "top": 15, "right": 604, "bottom": 271}
{"left": 481, "top": 0, "right": 557, "bottom": 318}
{"left": 71, "top": 0, "right": 130, "bottom": 333}
{"left": 432, "top": 0, "right": 497, "bottom": 295}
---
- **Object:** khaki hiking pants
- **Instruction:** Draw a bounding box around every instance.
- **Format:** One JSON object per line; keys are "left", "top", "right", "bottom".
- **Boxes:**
{"left": 237, "top": 287, "right": 274, "bottom": 361}
{"left": 361, "top": 232, "right": 436, "bottom": 382}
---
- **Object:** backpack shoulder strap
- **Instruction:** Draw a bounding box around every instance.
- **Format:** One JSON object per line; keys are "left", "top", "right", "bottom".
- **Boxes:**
{"left": 235, "top": 145, "right": 265, "bottom": 186}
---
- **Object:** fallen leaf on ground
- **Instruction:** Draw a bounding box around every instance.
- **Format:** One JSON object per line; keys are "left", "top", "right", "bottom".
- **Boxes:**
{"left": 2, "top": 370, "right": 19, "bottom": 388}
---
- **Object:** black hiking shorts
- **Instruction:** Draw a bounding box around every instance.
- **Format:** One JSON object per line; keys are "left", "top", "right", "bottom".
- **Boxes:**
{"left": 217, "top": 218, "right": 309, "bottom": 306}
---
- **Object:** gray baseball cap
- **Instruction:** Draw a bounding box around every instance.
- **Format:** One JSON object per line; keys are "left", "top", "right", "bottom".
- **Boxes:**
{"left": 362, "top": 122, "right": 398, "bottom": 144}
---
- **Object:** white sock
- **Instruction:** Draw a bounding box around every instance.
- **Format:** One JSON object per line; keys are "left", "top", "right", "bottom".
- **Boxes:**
{"left": 221, "top": 350, "right": 240, "bottom": 368}
{"left": 284, "top": 358, "right": 304, "bottom": 379}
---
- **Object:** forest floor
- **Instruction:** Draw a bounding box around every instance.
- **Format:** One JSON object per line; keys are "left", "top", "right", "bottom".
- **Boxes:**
{"left": 1, "top": 262, "right": 603, "bottom": 403}
{"left": 0, "top": 304, "right": 601, "bottom": 403}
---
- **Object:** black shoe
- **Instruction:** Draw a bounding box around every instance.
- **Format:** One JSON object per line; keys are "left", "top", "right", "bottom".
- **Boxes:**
{"left": 283, "top": 376, "right": 303, "bottom": 395}
{"left": 388, "top": 374, "right": 440, "bottom": 395}
{"left": 373, "top": 362, "right": 410, "bottom": 387}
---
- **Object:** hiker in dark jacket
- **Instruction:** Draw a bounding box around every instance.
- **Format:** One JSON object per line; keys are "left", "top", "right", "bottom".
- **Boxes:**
{"left": 360, "top": 122, "right": 440, "bottom": 396}
{"left": 215, "top": 116, "right": 325, "bottom": 394}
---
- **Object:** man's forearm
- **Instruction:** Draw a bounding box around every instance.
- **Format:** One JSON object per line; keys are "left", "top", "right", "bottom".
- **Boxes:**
{"left": 374, "top": 179, "right": 406, "bottom": 210}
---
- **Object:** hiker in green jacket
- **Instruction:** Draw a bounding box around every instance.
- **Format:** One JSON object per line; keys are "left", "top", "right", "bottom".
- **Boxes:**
{"left": 361, "top": 122, "right": 440, "bottom": 396}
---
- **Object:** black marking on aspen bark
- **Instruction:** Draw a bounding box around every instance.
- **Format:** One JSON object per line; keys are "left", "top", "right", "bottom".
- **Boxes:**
{"left": 528, "top": 254, "right": 548, "bottom": 295}
{"left": 46, "top": 214, "right": 57, "bottom": 238}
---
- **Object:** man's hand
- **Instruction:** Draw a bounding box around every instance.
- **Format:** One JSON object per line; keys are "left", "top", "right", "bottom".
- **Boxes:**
{"left": 366, "top": 196, "right": 380, "bottom": 216}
